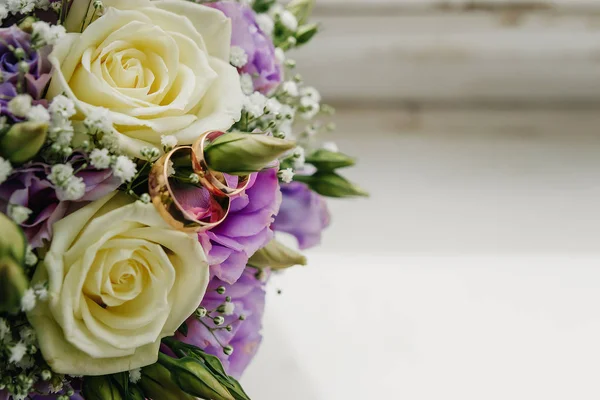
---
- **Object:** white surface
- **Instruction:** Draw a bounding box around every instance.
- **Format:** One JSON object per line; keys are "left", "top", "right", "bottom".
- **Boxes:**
{"left": 245, "top": 255, "right": 600, "bottom": 400}
{"left": 241, "top": 107, "right": 600, "bottom": 399}
{"left": 292, "top": 0, "right": 600, "bottom": 103}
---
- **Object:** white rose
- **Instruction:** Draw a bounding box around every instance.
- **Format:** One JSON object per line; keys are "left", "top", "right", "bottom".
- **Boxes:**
{"left": 47, "top": 0, "right": 244, "bottom": 157}
{"left": 27, "top": 193, "right": 209, "bottom": 375}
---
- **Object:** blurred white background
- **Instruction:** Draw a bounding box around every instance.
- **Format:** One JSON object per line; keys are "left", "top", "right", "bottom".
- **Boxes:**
{"left": 243, "top": 1, "right": 600, "bottom": 399}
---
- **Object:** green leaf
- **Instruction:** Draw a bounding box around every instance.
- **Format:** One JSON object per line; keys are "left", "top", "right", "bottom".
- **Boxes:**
{"left": 158, "top": 353, "right": 235, "bottom": 400}
{"left": 177, "top": 321, "right": 188, "bottom": 337}
{"left": 192, "top": 349, "right": 251, "bottom": 400}
{"left": 82, "top": 375, "right": 123, "bottom": 400}
{"left": 161, "top": 338, "right": 252, "bottom": 400}
{"left": 141, "top": 363, "right": 196, "bottom": 400}
{"left": 294, "top": 172, "right": 369, "bottom": 198}
{"left": 110, "top": 373, "right": 144, "bottom": 400}
{"left": 295, "top": 23, "right": 319, "bottom": 46}
{"left": 204, "top": 132, "right": 296, "bottom": 175}
{"left": 305, "top": 149, "right": 356, "bottom": 171}
{"left": 287, "top": 0, "right": 315, "bottom": 25}
{"left": 253, "top": 0, "right": 276, "bottom": 13}
{"left": 248, "top": 239, "right": 307, "bottom": 270}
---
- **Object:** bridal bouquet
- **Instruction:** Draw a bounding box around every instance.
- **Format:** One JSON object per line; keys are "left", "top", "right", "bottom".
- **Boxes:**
{"left": 0, "top": 0, "right": 365, "bottom": 398}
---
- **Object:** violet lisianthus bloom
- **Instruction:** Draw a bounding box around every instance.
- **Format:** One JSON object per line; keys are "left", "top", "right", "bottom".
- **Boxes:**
{"left": 272, "top": 181, "right": 331, "bottom": 249}
{"left": 177, "top": 267, "right": 268, "bottom": 379}
{"left": 0, "top": 156, "right": 120, "bottom": 248}
{"left": 0, "top": 26, "right": 51, "bottom": 120}
{"left": 177, "top": 168, "right": 281, "bottom": 284}
{"left": 207, "top": 2, "right": 282, "bottom": 94}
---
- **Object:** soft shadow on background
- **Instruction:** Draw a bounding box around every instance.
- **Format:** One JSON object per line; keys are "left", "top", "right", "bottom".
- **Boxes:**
{"left": 244, "top": 1, "right": 600, "bottom": 399}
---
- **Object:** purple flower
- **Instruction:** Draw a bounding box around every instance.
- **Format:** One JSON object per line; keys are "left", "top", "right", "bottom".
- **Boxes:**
{"left": 0, "top": 26, "right": 51, "bottom": 120}
{"left": 207, "top": 2, "right": 282, "bottom": 94}
{"left": 177, "top": 168, "right": 281, "bottom": 284}
{"left": 272, "top": 181, "right": 331, "bottom": 249}
{"left": 177, "top": 267, "right": 268, "bottom": 379}
{"left": 0, "top": 155, "right": 121, "bottom": 249}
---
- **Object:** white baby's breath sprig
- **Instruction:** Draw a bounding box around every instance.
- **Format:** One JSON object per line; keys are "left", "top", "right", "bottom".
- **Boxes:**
{"left": 26, "top": 104, "right": 50, "bottom": 123}
{"left": 112, "top": 155, "right": 137, "bottom": 183}
{"left": 240, "top": 73, "right": 254, "bottom": 95}
{"left": 20, "top": 289, "right": 36, "bottom": 313}
{"left": 6, "top": 0, "right": 36, "bottom": 15}
{"left": 84, "top": 107, "right": 113, "bottom": 135}
{"left": 8, "top": 95, "right": 32, "bottom": 118}
{"left": 89, "top": 148, "right": 111, "bottom": 169}
{"left": 25, "top": 246, "right": 38, "bottom": 267}
{"left": 279, "top": 10, "right": 299, "bottom": 32}
{"left": 292, "top": 146, "right": 305, "bottom": 169}
{"left": 48, "top": 95, "right": 76, "bottom": 120}
{"left": 243, "top": 92, "right": 267, "bottom": 118}
{"left": 48, "top": 163, "right": 86, "bottom": 201}
{"left": 0, "top": 157, "right": 13, "bottom": 184}
{"left": 31, "top": 21, "right": 66, "bottom": 48}
{"left": 48, "top": 163, "right": 74, "bottom": 187}
{"left": 160, "top": 135, "right": 178, "bottom": 151}
{"left": 282, "top": 81, "right": 299, "bottom": 97}
{"left": 0, "top": 6, "right": 8, "bottom": 24}
{"left": 230, "top": 46, "right": 248, "bottom": 68}
{"left": 256, "top": 13, "right": 274, "bottom": 36}
{"left": 129, "top": 368, "right": 142, "bottom": 384}
{"left": 8, "top": 204, "right": 32, "bottom": 225}
{"left": 278, "top": 168, "right": 294, "bottom": 183}
{"left": 9, "top": 342, "right": 28, "bottom": 364}
{"left": 322, "top": 141, "right": 339, "bottom": 153}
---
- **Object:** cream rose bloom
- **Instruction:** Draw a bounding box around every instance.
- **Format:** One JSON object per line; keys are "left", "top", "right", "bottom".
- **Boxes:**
{"left": 47, "top": 0, "right": 243, "bottom": 156}
{"left": 27, "top": 193, "right": 210, "bottom": 375}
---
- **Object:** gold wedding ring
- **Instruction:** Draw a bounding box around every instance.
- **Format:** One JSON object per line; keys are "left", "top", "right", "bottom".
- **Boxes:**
{"left": 192, "top": 130, "right": 250, "bottom": 197}
{"left": 148, "top": 131, "right": 251, "bottom": 233}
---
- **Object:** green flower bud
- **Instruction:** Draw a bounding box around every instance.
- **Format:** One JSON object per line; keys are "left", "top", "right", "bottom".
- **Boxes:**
{"left": 295, "top": 23, "right": 319, "bottom": 46}
{"left": 140, "top": 364, "right": 196, "bottom": 400}
{"left": 0, "top": 256, "right": 28, "bottom": 314}
{"left": 287, "top": 0, "right": 315, "bottom": 25}
{"left": 0, "top": 122, "right": 48, "bottom": 164}
{"left": 82, "top": 375, "right": 123, "bottom": 400}
{"left": 248, "top": 239, "right": 307, "bottom": 270}
{"left": 0, "top": 213, "right": 28, "bottom": 314}
{"left": 305, "top": 149, "right": 356, "bottom": 172}
{"left": 158, "top": 354, "right": 234, "bottom": 400}
{"left": 204, "top": 132, "right": 296, "bottom": 175}
{"left": 18, "top": 17, "right": 36, "bottom": 34}
{"left": 223, "top": 345, "right": 234, "bottom": 356}
{"left": 295, "top": 172, "right": 369, "bottom": 198}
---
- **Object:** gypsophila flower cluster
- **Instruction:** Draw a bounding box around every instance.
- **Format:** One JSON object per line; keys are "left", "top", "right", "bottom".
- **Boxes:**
{"left": 31, "top": 21, "right": 66, "bottom": 48}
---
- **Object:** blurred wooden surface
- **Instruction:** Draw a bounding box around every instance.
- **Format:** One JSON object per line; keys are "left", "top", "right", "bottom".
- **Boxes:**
{"left": 292, "top": 0, "right": 600, "bottom": 105}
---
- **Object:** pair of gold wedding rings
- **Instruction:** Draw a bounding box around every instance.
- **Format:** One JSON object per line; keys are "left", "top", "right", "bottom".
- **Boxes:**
{"left": 148, "top": 131, "right": 250, "bottom": 233}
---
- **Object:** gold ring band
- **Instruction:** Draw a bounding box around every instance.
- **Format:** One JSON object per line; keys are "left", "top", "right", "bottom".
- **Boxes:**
{"left": 148, "top": 145, "right": 231, "bottom": 233}
{"left": 192, "top": 130, "right": 251, "bottom": 197}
